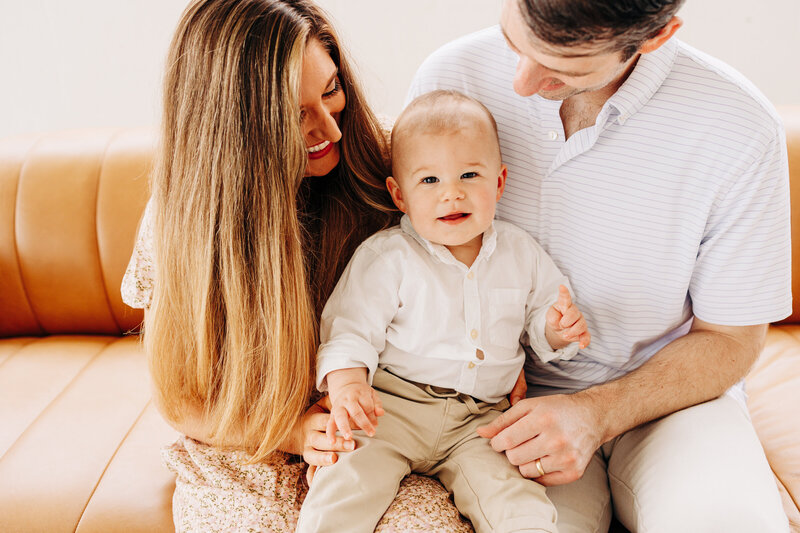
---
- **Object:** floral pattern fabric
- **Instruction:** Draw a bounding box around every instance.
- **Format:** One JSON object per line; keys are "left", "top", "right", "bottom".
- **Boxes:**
{"left": 165, "top": 437, "right": 474, "bottom": 532}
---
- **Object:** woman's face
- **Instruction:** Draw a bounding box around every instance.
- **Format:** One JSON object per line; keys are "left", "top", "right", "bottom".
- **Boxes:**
{"left": 300, "top": 39, "right": 346, "bottom": 177}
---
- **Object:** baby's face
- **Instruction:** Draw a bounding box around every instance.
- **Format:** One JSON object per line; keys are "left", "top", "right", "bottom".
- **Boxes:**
{"left": 388, "top": 123, "right": 506, "bottom": 249}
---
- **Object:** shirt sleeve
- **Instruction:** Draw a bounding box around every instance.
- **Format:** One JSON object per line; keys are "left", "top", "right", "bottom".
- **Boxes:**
{"left": 121, "top": 198, "right": 155, "bottom": 309}
{"left": 316, "top": 242, "right": 402, "bottom": 391}
{"left": 523, "top": 238, "right": 580, "bottom": 363}
{"left": 689, "top": 123, "right": 792, "bottom": 325}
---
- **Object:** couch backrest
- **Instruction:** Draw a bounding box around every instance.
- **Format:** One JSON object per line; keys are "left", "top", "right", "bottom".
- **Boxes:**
{"left": 1, "top": 108, "right": 799, "bottom": 337}
{"left": 0, "top": 129, "right": 152, "bottom": 337}
{"left": 783, "top": 106, "right": 800, "bottom": 324}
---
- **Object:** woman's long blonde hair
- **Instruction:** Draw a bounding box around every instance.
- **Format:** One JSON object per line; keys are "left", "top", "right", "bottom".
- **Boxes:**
{"left": 145, "top": 0, "right": 396, "bottom": 462}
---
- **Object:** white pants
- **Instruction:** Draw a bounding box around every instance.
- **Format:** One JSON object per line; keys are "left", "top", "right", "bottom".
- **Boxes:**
{"left": 545, "top": 393, "right": 789, "bottom": 533}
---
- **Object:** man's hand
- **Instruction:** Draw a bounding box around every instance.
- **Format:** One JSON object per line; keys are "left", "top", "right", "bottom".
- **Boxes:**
{"left": 476, "top": 392, "right": 604, "bottom": 485}
{"left": 545, "top": 285, "right": 590, "bottom": 350}
{"left": 326, "top": 368, "right": 384, "bottom": 442}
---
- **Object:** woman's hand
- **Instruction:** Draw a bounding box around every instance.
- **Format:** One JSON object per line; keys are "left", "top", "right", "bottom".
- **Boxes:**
{"left": 290, "top": 396, "right": 356, "bottom": 485}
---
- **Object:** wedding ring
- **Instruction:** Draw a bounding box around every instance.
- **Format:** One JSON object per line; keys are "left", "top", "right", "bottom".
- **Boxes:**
{"left": 535, "top": 458, "right": 546, "bottom": 477}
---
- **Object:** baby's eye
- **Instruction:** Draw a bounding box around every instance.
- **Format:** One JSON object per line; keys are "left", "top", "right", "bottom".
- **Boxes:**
{"left": 461, "top": 172, "right": 478, "bottom": 179}
{"left": 421, "top": 176, "right": 439, "bottom": 184}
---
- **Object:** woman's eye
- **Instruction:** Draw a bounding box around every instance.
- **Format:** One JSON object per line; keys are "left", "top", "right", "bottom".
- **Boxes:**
{"left": 299, "top": 109, "right": 306, "bottom": 123}
{"left": 461, "top": 172, "right": 478, "bottom": 179}
{"left": 323, "top": 78, "right": 341, "bottom": 98}
{"left": 421, "top": 176, "right": 438, "bottom": 184}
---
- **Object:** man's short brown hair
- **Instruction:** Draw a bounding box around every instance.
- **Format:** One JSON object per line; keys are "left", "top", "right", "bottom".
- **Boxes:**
{"left": 517, "top": 0, "right": 685, "bottom": 60}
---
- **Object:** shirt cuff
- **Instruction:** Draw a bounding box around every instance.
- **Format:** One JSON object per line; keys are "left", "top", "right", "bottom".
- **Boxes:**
{"left": 527, "top": 311, "right": 580, "bottom": 363}
{"left": 316, "top": 337, "right": 380, "bottom": 391}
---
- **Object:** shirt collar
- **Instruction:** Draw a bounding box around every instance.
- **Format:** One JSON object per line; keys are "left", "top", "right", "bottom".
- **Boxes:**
{"left": 604, "top": 37, "right": 678, "bottom": 125}
{"left": 400, "top": 214, "right": 499, "bottom": 268}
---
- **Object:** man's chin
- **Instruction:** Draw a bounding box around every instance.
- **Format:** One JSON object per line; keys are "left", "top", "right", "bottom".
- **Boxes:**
{"left": 537, "top": 87, "right": 584, "bottom": 101}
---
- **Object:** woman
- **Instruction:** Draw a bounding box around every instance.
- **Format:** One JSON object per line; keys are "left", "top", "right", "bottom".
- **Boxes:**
{"left": 122, "top": 0, "right": 473, "bottom": 530}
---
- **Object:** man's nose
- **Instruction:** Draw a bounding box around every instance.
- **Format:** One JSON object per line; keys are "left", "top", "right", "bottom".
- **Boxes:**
{"left": 513, "top": 57, "right": 551, "bottom": 97}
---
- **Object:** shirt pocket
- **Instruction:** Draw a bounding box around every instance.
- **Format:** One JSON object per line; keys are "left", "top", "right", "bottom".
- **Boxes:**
{"left": 489, "top": 288, "right": 528, "bottom": 351}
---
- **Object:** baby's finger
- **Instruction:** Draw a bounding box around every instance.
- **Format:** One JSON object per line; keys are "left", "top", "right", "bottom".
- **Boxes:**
{"left": 546, "top": 305, "right": 563, "bottom": 330}
{"left": 359, "top": 394, "right": 379, "bottom": 426}
{"left": 332, "top": 406, "right": 354, "bottom": 440}
{"left": 561, "top": 317, "right": 589, "bottom": 341}
{"left": 325, "top": 411, "right": 339, "bottom": 443}
{"left": 556, "top": 285, "right": 572, "bottom": 312}
{"left": 348, "top": 402, "right": 377, "bottom": 436}
{"left": 559, "top": 306, "right": 582, "bottom": 329}
{"left": 579, "top": 330, "right": 591, "bottom": 349}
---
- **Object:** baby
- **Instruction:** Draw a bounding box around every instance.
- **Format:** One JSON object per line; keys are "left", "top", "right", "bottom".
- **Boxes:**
{"left": 296, "top": 90, "right": 590, "bottom": 533}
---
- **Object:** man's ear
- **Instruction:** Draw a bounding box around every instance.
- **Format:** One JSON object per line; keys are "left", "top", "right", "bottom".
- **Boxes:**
{"left": 386, "top": 176, "right": 407, "bottom": 212}
{"left": 639, "top": 16, "right": 683, "bottom": 55}
{"left": 496, "top": 165, "right": 508, "bottom": 201}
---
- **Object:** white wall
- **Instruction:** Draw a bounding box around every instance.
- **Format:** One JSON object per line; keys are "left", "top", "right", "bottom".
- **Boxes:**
{"left": 1, "top": 0, "right": 798, "bottom": 138}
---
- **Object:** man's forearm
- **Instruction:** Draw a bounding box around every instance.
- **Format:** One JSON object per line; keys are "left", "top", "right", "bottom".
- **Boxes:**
{"left": 576, "top": 322, "right": 766, "bottom": 444}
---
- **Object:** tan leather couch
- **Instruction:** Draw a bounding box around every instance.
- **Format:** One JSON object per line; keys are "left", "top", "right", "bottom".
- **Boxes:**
{"left": 1, "top": 112, "right": 799, "bottom": 532}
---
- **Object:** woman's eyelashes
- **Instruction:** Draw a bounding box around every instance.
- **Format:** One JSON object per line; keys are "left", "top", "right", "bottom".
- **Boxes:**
{"left": 323, "top": 78, "right": 341, "bottom": 98}
{"left": 299, "top": 78, "right": 342, "bottom": 123}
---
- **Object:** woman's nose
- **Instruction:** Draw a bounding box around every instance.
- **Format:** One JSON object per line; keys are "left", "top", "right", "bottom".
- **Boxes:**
{"left": 304, "top": 103, "right": 342, "bottom": 143}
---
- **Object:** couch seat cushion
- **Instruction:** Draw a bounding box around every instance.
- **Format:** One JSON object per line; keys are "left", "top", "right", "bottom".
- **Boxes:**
{"left": 0, "top": 335, "right": 177, "bottom": 532}
{"left": 747, "top": 325, "right": 800, "bottom": 530}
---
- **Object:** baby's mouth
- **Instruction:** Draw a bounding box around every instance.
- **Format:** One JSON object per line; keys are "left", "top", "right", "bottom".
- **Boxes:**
{"left": 438, "top": 212, "right": 470, "bottom": 222}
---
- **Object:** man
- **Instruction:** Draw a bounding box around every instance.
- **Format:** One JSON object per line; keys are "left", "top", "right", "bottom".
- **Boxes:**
{"left": 408, "top": 1, "right": 791, "bottom": 531}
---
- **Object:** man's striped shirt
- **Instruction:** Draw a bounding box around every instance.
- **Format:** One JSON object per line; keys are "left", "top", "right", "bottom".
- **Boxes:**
{"left": 408, "top": 26, "right": 791, "bottom": 394}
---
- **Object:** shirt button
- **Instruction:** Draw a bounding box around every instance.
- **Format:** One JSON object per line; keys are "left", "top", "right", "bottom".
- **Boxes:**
{"left": 470, "top": 329, "right": 478, "bottom": 339}
{"left": 468, "top": 362, "right": 476, "bottom": 369}
{"left": 467, "top": 271, "right": 475, "bottom": 280}
{"left": 547, "top": 131, "right": 558, "bottom": 141}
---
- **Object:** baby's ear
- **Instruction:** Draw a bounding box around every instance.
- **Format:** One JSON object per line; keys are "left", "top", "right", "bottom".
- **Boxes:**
{"left": 496, "top": 165, "right": 508, "bottom": 201}
{"left": 385, "top": 176, "right": 407, "bottom": 212}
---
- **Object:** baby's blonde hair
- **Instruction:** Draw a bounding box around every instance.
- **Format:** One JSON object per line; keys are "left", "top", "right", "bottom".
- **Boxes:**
{"left": 391, "top": 90, "right": 501, "bottom": 177}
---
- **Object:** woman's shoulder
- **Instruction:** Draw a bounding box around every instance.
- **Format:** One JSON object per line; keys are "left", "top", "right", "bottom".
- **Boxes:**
{"left": 121, "top": 198, "right": 156, "bottom": 309}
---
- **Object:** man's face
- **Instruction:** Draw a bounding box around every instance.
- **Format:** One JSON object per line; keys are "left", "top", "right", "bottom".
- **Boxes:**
{"left": 500, "top": 0, "right": 636, "bottom": 100}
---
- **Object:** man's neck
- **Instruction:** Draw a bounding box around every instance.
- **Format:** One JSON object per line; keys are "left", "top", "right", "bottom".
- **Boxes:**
{"left": 560, "top": 54, "right": 640, "bottom": 140}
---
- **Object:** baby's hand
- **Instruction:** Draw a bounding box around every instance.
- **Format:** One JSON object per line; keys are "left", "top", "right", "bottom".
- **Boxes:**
{"left": 327, "top": 371, "right": 385, "bottom": 443}
{"left": 545, "top": 285, "right": 591, "bottom": 350}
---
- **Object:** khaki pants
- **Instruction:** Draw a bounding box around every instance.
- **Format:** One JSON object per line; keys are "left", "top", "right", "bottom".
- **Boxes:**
{"left": 547, "top": 393, "right": 790, "bottom": 533}
{"left": 297, "top": 368, "right": 558, "bottom": 533}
